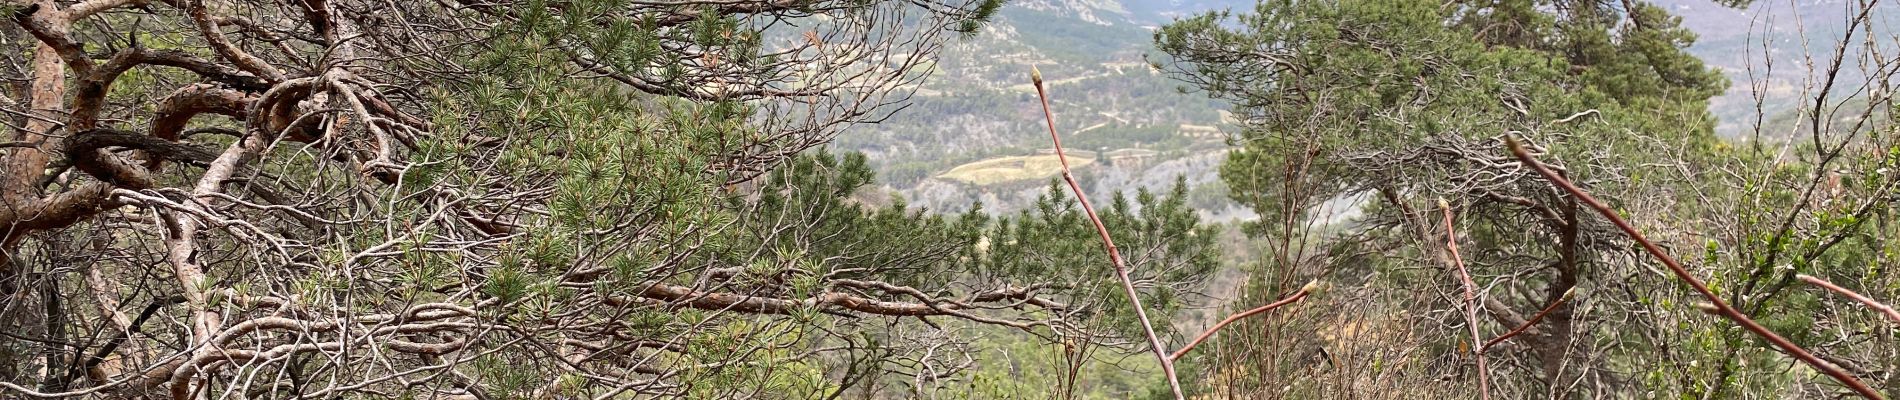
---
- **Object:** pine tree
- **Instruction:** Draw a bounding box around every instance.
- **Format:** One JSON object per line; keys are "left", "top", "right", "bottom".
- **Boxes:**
{"left": 1154, "top": 0, "right": 1749, "bottom": 397}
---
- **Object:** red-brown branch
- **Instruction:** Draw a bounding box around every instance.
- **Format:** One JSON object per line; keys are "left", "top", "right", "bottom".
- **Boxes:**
{"left": 1168, "top": 287, "right": 1310, "bottom": 362}
{"left": 1031, "top": 66, "right": 1184, "bottom": 400}
{"left": 1481, "top": 288, "right": 1576, "bottom": 351}
{"left": 1798, "top": 274, "right": 1900, "bottom": 325}
{"left": 1440, "top": 199, "right": 1490, "bottom": 400}
{"left": 1505, "top": 136, "right": 1884, "bottom": 400}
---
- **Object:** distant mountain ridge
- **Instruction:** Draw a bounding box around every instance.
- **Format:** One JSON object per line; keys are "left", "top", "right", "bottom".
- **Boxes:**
{"left": 1011, "top": 0, "right": 1139, "bottom": 26}
{"left": 1636, "top": 0, "right": 1892, "bottom": 136}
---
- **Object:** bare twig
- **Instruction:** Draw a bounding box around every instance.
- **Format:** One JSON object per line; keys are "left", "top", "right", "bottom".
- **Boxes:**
{"left": 1481, "top": 288, "right": 1576, "bottom": 351}
{"left": 1798, "top": 274, "right": 1900, "bottom": 325}
{"left": 1439, "top": 198, "right": 1489, "bottom": 400}
{"left": 1169, "top": 282, "right": 1317, "bottom": 362}
{"left": 1505, "top": 136, "right": 1885, "bottom": 400}
{"left": 1549, "top": 109, "right": 1599, "bottom": 125}
{"left": 1031, "top": 66, "right": 1184, "bottom": 400}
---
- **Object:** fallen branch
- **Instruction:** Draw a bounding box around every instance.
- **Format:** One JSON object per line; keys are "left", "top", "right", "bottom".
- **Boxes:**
{"left": 616, "top": 281, "right": 1064, "bottom": 329}
{"left": 1169, "top": 281, "right": 1319, "bottom": 362}
{"left": 1505, "top": 136, "right": 1884, "bottom": 400}
{"left": 1439, "top": 198, "right": 1489, "bottom": 400}
{"left": 1798, "top": 274, "right": 1900, "bottom": 324}
{"left": 1031, "top": 66, "right": 1184, "bottom": 400}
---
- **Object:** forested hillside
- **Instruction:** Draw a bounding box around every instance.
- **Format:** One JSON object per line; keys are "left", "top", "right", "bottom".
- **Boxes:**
{"left": 841, "top": 0, "right": 1897, "bottom": 219}
{"left": 828, "top": 0, "right": 1246, "bottom": 219}
{"left": 0, "top": 0, "right": 1896, "bottom": 399}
